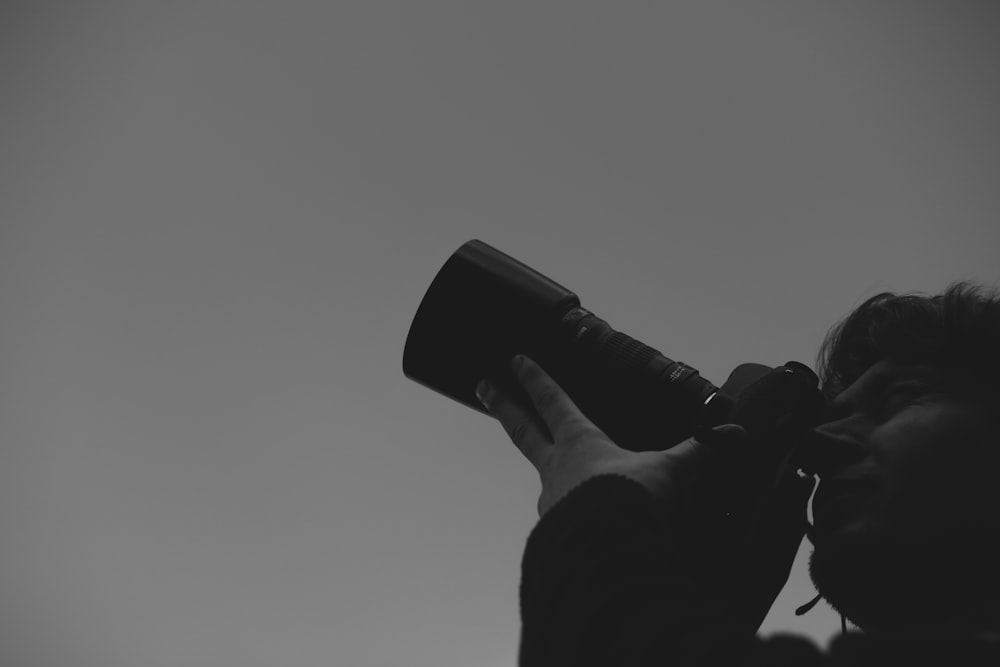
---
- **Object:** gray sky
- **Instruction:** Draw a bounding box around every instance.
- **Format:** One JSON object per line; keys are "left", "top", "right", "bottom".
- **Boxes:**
{"left": 2, "top": 2, "right": 998, "bottom": 665}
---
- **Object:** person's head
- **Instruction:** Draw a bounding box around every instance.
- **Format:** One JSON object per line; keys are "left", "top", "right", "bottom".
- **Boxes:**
{"left": 805, "top": 280, "right": 1000, "bottom": 636}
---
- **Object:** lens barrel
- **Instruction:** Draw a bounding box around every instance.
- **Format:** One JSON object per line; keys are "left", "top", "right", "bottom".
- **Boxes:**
{"left": 403, "top": 240, "right": 724, "bottom": 451}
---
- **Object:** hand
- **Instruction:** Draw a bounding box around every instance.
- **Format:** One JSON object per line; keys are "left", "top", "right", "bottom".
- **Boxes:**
{"left": 726, "top": 465, "right": 816, "bottom": 631}
{"left": 476, "top": 354, "right": 745, "bottom": 519}
{"left": 477, "top": 353, "right": 815, "bottom": 632}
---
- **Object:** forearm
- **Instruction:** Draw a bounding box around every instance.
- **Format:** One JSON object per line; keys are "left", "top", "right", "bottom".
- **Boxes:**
{"left": 518, "top": 474, "right": 752, "bottom": 667}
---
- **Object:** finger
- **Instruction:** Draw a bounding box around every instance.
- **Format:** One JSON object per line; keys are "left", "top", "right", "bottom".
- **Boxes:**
{"left": 510, "top": 355, "right": 595, "bottom": 442}
{"left": 694, "top": 423, "right": 749, "bottom": 452}
{"left": 734, "top": 472, "right": 816, "bottom": 628}
{"left": 476, "top": 378, "right": 551, "bottom": 468}
{"left": 741, "top": 471, "right": 815, "bottom": 579}
{"left": 753, "top": 470, "right": 816, "bottom": 543}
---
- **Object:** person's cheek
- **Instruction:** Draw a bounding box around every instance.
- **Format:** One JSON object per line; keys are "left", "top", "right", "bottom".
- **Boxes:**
{"left": 865, "top": 423, "right": 929, "bottom": 543}
{"left": 881, "top": 418, "right": 962, "bottom": 543}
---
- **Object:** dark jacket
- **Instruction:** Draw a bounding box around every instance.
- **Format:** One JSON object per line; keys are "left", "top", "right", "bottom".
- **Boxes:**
{"left": 518, "top": 474, "right": 1000, "bottom": 666}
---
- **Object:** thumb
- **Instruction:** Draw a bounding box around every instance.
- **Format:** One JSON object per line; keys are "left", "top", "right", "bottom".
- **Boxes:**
{"left": 697, "top": 422, "right": 750, "bottom": 443}
{"left": 693, "top": 423, "right": 750, "bottom": 463}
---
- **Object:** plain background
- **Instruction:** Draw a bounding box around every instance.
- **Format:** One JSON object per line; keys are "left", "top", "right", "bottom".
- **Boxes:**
{"left": 2, "top": 2, "right": 999, "bottom": 666}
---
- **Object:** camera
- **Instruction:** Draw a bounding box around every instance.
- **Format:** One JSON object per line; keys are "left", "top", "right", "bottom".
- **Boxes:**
{"left": 402, "top": 239, "right": 826, "bottom": 551}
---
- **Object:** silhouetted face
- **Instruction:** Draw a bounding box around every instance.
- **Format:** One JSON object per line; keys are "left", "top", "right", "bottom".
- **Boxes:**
{"left": 806, "top": 358, "right": 1000, "bottom": 633}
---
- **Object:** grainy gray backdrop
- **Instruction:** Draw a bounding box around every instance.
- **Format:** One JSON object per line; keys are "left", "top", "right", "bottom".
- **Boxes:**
{"left": 2, "top": 2, "right": 998, "bottom": 666}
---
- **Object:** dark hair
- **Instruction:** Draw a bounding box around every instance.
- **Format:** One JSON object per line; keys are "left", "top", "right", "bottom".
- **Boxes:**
{"left": 815, "top": 280, "right": 1000, "bottom": 405}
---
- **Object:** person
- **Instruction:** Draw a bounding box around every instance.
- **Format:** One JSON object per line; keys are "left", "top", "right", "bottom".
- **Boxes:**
{"left": 476, "top": 280, "right": 1000, "bottom": 666}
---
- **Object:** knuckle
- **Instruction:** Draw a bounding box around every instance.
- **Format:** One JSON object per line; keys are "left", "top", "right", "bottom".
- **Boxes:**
{"left": 562, "top": 420, "right": 597, "bottom": 443}
{"left": 510, "top": 421, "right": 531, "bottom": 446}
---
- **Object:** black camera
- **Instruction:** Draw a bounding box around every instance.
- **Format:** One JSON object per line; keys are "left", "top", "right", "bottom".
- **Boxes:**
{"left": 402, "top": 239, "right": 826, "bottom": 539}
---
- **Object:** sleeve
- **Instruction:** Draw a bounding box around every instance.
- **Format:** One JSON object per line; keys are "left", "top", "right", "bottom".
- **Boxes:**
{"left": 517, "top": 473, "right": 759, "bottom": 667}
